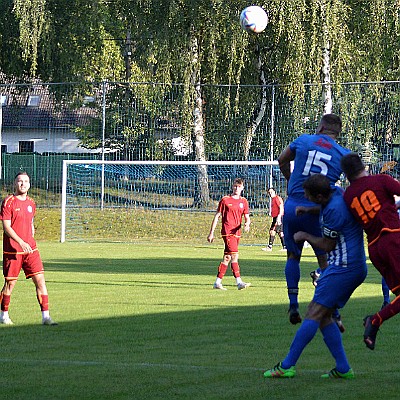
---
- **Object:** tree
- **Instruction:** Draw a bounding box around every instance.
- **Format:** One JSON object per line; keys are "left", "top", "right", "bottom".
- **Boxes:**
{"left": 0, "top": 0, "right": 27, "bottom": 76}
{"left": 13, "top": 0, "right": 46, "bottom": 76}
{"left": 2, "top": 0, "right": 400, "bottom": 205}
{"left": 108, "top": 0, "right": 252, "bottom": 206}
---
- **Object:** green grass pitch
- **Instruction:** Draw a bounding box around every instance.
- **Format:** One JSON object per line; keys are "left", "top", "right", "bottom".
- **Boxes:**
{"left": 1, "top": 241, "right": 399, "bottom": 399}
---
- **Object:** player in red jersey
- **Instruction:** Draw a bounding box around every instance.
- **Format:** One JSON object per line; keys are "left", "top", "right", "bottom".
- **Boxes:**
{"left": 0, "top": 172, "right": 57, "bottom": 325}
{"left": 262, "top": 188, "right": 286, "bottom": 252}
{"left": 341, "top": 153, "right": 400, "bottom": 350}
{"left": 208, "top": 178, "right": 251, "bottom": 290}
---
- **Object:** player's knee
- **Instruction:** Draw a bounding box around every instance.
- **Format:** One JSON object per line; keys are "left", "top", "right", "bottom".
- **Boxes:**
{"left": 305, "top": 302, "right": 327, "bottom": 321}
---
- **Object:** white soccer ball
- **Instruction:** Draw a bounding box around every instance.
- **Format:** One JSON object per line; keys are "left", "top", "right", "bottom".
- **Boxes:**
{"left": 240, "top": 5, "right": 269, "bottom": 34}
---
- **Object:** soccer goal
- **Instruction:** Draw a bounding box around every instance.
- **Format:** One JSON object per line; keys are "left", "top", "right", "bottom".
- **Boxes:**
{"left": 61, "top": 160, "right": 284, "bottom": 243}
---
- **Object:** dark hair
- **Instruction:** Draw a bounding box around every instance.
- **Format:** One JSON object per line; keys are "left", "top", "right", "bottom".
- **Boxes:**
{"left": 302, "top": 174, "right": 332, "bottom": 197}
{"left": 14, "top": 171, "right": 30, "bottom": 180}
{"left": 341, "top": 153, "right": 365, "bottom": 181}
{"left": 233, "top": 178, "right": 244, "bottom": 185}
{"left": 319, "top": 113, "right": 342, "bottom": 135}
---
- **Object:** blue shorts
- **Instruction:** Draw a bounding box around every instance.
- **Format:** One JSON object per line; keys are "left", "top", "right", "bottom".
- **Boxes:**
{"left": 313, "top": 264, "right": 367, "bottom": 309}
{"left": 283, "top": 197, "right": 325, "bottom": 257}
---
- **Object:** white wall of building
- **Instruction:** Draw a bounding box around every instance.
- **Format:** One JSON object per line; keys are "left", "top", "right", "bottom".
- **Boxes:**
{"left": 2, "top": 129, "right": 99, "bottom": 154}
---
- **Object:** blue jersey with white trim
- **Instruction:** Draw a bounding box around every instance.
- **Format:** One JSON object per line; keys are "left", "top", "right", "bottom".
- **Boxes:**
{"left": 288, "top": 134, "right": 350, "bottom": 202}
{"left": 321, "top": 187, "right": 366, "bottom": 269}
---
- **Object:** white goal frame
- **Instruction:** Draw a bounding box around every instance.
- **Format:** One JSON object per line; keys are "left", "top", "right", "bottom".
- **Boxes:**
{"left": 61, "top": 159, "right": 279, "bottom": 243}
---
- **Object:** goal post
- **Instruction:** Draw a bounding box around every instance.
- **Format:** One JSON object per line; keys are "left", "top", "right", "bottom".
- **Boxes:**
{"left": 61, "top": 160, "right": 284, "bottom": 243}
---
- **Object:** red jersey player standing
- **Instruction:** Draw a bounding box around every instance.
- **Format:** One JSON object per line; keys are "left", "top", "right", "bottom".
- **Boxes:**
{"left": 0, "top": 172, "right": 57, "bottom": 325}
{"left": 341, "top": 153, "right": 400, "bottom": 350}
{"left": 262, "top": 187, "right": 286, "bottom": 252}
{"left": 208, "top": 178, "right": 251, "bottom": 290}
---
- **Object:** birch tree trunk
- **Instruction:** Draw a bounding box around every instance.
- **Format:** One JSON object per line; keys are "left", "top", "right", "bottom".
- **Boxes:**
{"left": 190, "top": 34, "right": 210, "bottom": 207}
{"left": 242, "top": 45, "right": 267, "bottom": 161}
{"left": 321, "top": 4, "right": 332, "bottom": 114}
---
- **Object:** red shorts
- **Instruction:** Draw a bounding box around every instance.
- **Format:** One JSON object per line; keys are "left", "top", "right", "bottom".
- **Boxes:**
{"left": 368, "top": 231, "right": 400, "bottom": 293}
{"left": 223, "top": 235, "right": 240, "bottom": 255}
{"left": 3, "top": 249, "right": 44, "bottom": 280}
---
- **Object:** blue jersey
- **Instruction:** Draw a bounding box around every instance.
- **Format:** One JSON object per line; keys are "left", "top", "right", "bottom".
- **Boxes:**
{"left": 288, "top": 134, "right": 350, "bottom": 202}
{"left": 313, "top": 187, "right": 367, "bottom": 309}
{"left": 321, "top": 187, "right": 366, "bottom": 269}
{"left": 283, "top": 134, "right": 350, "bottom": 255}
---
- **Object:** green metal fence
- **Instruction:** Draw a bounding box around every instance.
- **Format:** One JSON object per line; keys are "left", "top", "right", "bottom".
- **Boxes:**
{"left": 1, "top": 81, "right": 400, "bottom": 206}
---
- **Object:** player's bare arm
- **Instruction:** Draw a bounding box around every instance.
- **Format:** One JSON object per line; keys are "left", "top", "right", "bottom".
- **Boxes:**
{"left": 279, "top": 200, "right": 284, "bottom": 215}
{"left": 295, "top": 205, "right": 321, "bottom": 216}
{"left": 244, "top": 214, "right": 251, "bottom": 233}
{"left": 208, "top": 212, "right": 221, "bottom": 243}
{"left": 294, "top": 231, "right": 336, "bottom": 253}
{"left": 278, "top": 146, "right": 294, "bottom": 181}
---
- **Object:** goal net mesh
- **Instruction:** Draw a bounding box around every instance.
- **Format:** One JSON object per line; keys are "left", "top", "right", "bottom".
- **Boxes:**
{"left": 61, "top": 161, "right": 283, "bottom": 243}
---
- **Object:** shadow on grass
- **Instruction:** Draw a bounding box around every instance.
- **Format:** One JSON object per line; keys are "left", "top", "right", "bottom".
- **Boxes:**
{"left": 39, "top": 241, "right": 330, "bottom": 279}
{"left": 13, "top": 242, "right": 391, "bottom": 398}
{"left": 0, "top": 295, "right": 397, "bottom": 400}
{"left": 44, "top": 256, "right": 288, "bottom": 278}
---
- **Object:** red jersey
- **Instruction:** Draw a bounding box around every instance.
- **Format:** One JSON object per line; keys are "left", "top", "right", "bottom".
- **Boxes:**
{"left": 0, "top": 194, "right": 37, "bottom": 253}
{"left": 343, "top": 174, "right": 400, "bottom": 245}
{"left": 271, "top": 195, "right": 284, "bottom": 218}
{"left": 217, "top": 195, "right": 249, "bottom": 236}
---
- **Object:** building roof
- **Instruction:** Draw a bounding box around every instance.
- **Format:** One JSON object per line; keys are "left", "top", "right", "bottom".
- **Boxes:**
{"left": 2, "top": 105, "right": 95, "bottom": 129}
{"left": 1, "top": 84, "right": 98, "bottom": 129}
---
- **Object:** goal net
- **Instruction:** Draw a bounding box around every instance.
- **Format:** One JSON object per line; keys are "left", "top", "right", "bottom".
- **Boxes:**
{"left": 61, "top": 160, "right": 284, "bottom": 243}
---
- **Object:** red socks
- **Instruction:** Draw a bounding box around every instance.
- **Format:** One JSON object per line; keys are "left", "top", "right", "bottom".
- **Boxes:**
{"left": 1, "top": 294, "right": 11, "bottom": 312}
{"left": 217, "top": 263, "right": 228, "bottom": 279}
{"left": 37, "top": 294, "right": 49, "bottom": 311}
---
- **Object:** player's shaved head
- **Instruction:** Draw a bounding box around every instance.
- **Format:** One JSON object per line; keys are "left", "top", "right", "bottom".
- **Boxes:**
{"left": 317, "top": 113, "right": 342, "bottom": 136}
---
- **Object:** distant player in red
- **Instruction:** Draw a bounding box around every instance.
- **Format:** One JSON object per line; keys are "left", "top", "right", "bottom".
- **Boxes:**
{"left": 208, "top": 178, "right": 251, "bottom": 290}
{"left": 262, "top": 188, "right": 286, "bottom": 252}
{"left": 0, "top": 172, "right": 57, "bottom": 325}
{"left": 341, "top": 153, "right": 400, "bottom": 350}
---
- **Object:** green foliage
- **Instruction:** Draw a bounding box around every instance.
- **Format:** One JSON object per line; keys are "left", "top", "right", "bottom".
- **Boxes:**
{"left": 347, "top": 0, "right": 400, "bottom": 81}
{"left": 13, "top": 0, "right": 46, "bottom": 76}
{"left": 1, "top": 1, "right": 400, "bottom": 166}
{"left": 0, "top": 0, "right": 25, "bottom": 76}
{"left": 0, "top": 0, "right": 398, "bottom": 86}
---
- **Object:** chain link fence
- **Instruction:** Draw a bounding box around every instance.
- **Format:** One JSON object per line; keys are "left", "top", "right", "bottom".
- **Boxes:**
{"left": 1, "top": 81, "right": 400, "bottom": 206}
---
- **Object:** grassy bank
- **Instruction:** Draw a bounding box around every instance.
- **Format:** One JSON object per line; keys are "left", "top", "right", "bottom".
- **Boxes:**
{"left": 35, "top": 207, "right": 272, "bottom": 244}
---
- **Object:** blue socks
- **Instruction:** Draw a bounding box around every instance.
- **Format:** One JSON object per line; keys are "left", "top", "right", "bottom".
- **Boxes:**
{"left": 321, "top": 322, "right": 350, "bottom": 373}
{"left": 281, "top": 319, "right": 319, "bottom": 368}
{"left": 285, "top": 258, "right": 300, "bottom": 306}
{"left": 281, "top": 320, "right": 350, "bottom": 373}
